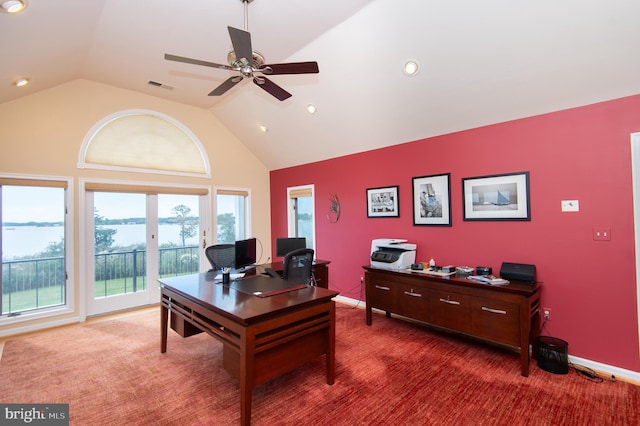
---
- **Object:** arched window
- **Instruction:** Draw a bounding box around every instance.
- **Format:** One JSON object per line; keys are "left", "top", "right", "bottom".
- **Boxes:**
{"left": 78, "top": 110, "right": 210, "bottom": 177}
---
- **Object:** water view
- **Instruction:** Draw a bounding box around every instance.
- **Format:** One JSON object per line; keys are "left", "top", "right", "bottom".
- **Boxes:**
{"left": 2, "top": 224, "right": 199, "bottom": 259}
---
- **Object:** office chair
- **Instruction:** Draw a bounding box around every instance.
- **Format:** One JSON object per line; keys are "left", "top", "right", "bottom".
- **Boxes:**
{"left": 205, "top": 244, "right": 235, "bottom": 271}
{"left": 282, "top": 248, "right": 315, "bottom": 285}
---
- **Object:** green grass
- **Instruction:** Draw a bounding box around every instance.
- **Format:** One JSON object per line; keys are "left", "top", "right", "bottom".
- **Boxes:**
{"left": 3, "top": 272, "right": 194, "bottom": 314}
{"left": 2, "top": 285, "right": 65, "bottom": 313}
{"left": 94, "top": 275, "right": 147, "bottom": 298}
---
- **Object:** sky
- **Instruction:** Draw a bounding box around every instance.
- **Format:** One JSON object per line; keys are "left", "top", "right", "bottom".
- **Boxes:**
{"left": 2, "top": 187, "right": 213, "bottom": 223}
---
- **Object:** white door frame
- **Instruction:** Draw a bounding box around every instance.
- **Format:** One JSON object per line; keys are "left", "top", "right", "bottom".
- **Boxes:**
{"left": 629, "top": 132, "right": 640, "bottom": 358}
{"left": 79, "top": 179, "right": 210, "bottom": 318}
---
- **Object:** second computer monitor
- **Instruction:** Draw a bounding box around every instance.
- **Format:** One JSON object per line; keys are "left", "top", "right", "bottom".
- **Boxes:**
{"left": 275, "top": 237, "right": 307, "bottom": 257}
{"left": 234, "top": 237, "right": 257, "bottom": 271}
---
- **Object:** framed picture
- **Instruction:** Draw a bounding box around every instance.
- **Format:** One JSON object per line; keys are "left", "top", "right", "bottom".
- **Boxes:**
{"left": 462, "top": 171, "right": 530, "bottom": 221}
{"left": 366, "top": 186, "right": 399, "bottom": 217}
{"left": 412, "top": 173, "right": 451, "bottom": 226}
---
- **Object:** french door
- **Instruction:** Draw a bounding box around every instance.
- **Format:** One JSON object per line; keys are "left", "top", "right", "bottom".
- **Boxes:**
{"left": 84, "top": 186, "right": 208, "bottom": 316}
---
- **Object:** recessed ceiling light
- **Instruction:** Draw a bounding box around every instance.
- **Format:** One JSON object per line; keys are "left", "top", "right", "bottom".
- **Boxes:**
{"left": 306, "top": 104, "right": 317, "bottom": 114}
{"left": 259, "top": 124, "right": 268, "bottom": 133}
{"left": 13, "top": 77, "right": 29, "bottom": 87}
{"left": 403, "top": 60, "right": 419, "bottom": 76}
{"left": 1, "top": 0, "right": 27, "bottom": 14}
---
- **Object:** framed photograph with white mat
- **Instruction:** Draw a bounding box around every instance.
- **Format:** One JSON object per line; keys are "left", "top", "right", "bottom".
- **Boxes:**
{"left": 366, "top": 186, "right": 399, "bottom": 218}
{"left": 462, "top": 171, "right": 530, "bottom": 221}
{"left": 412, "top": 173, "right": 451, "bottom": 226}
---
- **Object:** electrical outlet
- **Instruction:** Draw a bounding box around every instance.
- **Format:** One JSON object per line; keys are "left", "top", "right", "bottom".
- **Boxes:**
{"left": 593, "top": 227, "right": 611, "bottom": 241}
{"left": 360, "top": 276, "right": 364, "bottom": 284}
{"left": 543, "top": 308, "right": 551, "bottom": 321}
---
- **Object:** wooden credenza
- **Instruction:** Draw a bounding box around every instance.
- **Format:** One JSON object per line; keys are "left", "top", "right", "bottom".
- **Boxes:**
{"left": 363, "top": 266, "right": 541, "bottom": 377}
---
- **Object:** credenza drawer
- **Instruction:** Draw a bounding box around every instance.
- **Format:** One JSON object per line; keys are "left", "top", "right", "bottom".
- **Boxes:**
{"left": 470, "top": 298, "right": 520, "bottom": 346}
{"left": 397, "top": 284, "right": 430, "bottom": 323}
{"left": 429, "top": 289, "right": 471, "bottom": 333}
{"left": 366, "top": 279, "right": 396, "bottom": 312}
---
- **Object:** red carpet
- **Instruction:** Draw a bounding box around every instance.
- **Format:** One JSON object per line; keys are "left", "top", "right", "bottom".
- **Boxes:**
{"left": 0, "top": 305, "right": 638, "bottom": 425}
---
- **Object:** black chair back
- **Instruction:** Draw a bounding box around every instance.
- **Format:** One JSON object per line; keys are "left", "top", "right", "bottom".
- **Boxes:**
{"left": 205, "top": 244, "right": 235, "bottom": 271}
{"left": 282, "top": 248, "right": 314, "bottom": 285}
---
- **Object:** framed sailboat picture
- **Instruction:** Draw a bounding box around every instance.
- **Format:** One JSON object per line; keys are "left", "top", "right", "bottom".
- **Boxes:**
{"left": 462, "top": 171, "right": 530, "bottom": 221}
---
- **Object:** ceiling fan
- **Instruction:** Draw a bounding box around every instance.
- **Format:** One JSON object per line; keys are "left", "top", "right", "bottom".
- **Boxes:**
{"left": 164, "top": 0, "right": 319, "bottom": 101}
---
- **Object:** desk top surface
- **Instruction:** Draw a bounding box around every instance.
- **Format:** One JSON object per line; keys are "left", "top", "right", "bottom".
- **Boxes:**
{"left": 160, "top": 272, "right": 339, "bottom": 325}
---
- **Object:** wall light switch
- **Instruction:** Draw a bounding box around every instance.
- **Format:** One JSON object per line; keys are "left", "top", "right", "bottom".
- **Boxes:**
{"left": 561, "top": 200, "right": 579, "bottom": 212}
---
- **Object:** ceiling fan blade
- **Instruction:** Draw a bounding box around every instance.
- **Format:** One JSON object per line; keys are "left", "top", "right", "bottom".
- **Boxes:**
{"left": 165, "top": 53, "right": 233, "bottom": 71}
{"left": 261, "top": 62, "right": 320, "bottom": 75}
{"left": 228, "top": 26, "right": 253, "bottom": 66}
{"left": 253, "top": 77, "right": 292, "bottom": 101}
{"left": 209, "top": 76, "right": 243, "bottom": 96}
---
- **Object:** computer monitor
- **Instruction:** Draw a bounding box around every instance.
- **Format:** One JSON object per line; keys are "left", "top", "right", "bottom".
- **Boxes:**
{"left": 234, "top": 237, "right": 257, "bottom": 272}
{"left": 275, "top": 237, "right": 307, "bottom": 257}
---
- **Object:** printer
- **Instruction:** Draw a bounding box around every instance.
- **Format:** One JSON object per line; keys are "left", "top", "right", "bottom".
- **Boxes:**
{"left": 370, "top": 238, "right": 417, "bottom": 270}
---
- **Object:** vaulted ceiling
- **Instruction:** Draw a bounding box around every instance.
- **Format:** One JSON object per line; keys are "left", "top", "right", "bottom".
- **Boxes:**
{"left": 3, "top": 0, "right": 640, "bottom": 170}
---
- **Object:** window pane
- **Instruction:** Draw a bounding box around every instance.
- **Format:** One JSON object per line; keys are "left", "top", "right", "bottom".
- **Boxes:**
{"left": 1, "top": 186, "right": 66, "bottom": 315}
{"left": 296, "top": 196, "right": 314, "bottom": 249}
{"left": 216, "top": 194, "right": 247, "bottom": 243}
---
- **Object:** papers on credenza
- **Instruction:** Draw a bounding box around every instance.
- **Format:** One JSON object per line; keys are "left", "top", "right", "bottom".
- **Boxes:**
{"left": 466, "top": 275, "right": 510, "bottom": 285}
{"left": 408, "top": 268, "right": 456, "bottom": 277}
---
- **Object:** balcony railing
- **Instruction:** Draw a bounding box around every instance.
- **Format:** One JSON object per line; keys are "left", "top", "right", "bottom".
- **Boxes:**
{"left": 2, "top": 246, "right": 200, "bottom": 316}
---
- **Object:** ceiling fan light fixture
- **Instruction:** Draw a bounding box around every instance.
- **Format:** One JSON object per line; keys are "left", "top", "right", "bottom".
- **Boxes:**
{"left": 13, "top": 77, "right": 29, "bottom": 87}
{"left": 306, "top": 104, "right": 317, "bottom": 114}
{"left": 403, "top": 60, "right": 419, "bottom": 76}
{"left": 227, "top": 50, "right": 265, "bottom": 68}
{"left": 1, "top": 0, "right": 27, "bottom": 13}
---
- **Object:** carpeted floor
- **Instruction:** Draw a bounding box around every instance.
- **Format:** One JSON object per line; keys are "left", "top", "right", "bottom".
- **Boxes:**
{"left": 0, "top": 304, "right": 638, "bottom": 425}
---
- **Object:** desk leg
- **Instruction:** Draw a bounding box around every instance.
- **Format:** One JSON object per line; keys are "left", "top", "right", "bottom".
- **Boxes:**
{"left": 239, "top": 329, "right": 256, "bottom": 426}
{"left": 327, "top": 302, "right": 336, "bottom": 385}
{"left": 160, "top": 301, "right": 168, "bottom": 354}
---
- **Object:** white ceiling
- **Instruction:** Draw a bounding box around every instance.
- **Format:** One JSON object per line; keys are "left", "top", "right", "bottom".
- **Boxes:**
{"left": 3, "top": 0, "right": 640, "bottom": 170}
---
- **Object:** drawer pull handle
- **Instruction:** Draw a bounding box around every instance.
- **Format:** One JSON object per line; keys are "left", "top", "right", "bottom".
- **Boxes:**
{"left": 482, "top": 307, "right": 507, "bottom": 315}
{"left": 374, "top": 285, "right": 391, "bottom": 291}
{"left": 439, "top": 298, "right": 460, "bottom": 305}
{"left": 404, "top": 291, "right": 422, "bottom": 297}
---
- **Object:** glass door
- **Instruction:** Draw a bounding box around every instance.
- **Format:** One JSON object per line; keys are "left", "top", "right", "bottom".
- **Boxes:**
{"left": 157, "top": 194, "right": 201, "bottom": 279}
{"left": 86, "top": 191, "right": 204, "bottom": 316}
{"left": 87, "top": 192, "right": 149, "bottom": 315}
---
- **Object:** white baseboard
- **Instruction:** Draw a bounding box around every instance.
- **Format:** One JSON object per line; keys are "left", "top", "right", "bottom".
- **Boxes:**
{"left": 568, "top": 355, "right": 640, "bottom": 385}
{"left": 335, "top": 296, "right": 640, "bottom": 384}
{"left": 334, "top": 295, "right": 365, "bottom": 307}
{"left": 0, "top": 315, "right": 82, "bottom": 338}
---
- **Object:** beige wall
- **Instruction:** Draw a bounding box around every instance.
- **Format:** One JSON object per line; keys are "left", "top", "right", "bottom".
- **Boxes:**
{"left": 0, "top": 79, "right": 271, "bottom": 333}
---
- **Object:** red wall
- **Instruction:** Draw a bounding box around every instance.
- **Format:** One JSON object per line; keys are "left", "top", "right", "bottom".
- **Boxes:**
{"left": 270, "top": 94, "right": 640, "bottom": 372}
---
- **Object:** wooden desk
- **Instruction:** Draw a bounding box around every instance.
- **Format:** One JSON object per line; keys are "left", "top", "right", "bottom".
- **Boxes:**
{"left": 160, "top": 272, "right": 339, "bottom": 425}
{"left": 363, "top": 266, "right": 541, "bottom": 377}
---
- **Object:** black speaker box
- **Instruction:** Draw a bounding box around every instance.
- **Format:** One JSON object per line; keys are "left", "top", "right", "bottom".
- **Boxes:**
{"left": 500, "top": 262, "right": 536, "bottom": 283}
